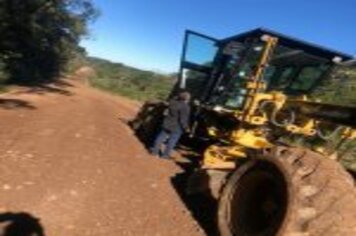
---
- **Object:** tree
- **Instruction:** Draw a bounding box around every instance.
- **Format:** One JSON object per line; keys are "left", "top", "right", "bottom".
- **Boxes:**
{"left": 0, "top": 0, "right": 98, "bottom": 84}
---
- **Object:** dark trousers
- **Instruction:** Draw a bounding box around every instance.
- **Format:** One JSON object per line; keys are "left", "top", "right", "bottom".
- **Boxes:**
{"left": 151, "top": 128, "right": 183, "bottom": 158}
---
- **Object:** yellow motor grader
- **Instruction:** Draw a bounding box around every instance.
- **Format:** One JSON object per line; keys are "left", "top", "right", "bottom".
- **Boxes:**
{"left": 132, "top": 28, "right": 356, "bottom": 235}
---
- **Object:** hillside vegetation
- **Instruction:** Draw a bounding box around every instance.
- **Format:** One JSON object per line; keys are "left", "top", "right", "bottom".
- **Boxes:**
{"left": 0, "top": 0, "right": 97, "bottom": 86}
{"left": 87, "top": 57, "right": 175, "bottom": 101}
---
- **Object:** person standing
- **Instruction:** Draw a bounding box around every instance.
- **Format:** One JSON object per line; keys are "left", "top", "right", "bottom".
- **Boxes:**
{"left": 150, "top": 91, "right": 191, "bottom": 159}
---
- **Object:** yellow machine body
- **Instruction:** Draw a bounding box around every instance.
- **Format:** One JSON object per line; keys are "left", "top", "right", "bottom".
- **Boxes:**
{"left": 201, "top": 35, "right": 356, "bottom": 169}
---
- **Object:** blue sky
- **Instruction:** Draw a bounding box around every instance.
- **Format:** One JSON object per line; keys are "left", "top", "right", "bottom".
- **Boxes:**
{"left": 81, "top": 0, "right": 356, "bottom": 73}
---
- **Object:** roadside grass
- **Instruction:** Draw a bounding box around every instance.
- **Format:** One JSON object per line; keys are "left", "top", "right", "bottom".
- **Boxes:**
{"left": 87, "top": 57, "right": 174, "bottom": 101}
{"left": 89, "top": 76, "right": 172, "bottom": 101}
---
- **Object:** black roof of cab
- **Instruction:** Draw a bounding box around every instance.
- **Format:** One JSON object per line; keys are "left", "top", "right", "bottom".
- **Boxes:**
{"left": 220, "top": 28, "right": 353, "bottom": 62}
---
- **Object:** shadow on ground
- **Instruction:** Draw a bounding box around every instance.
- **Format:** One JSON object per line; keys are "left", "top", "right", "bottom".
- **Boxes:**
{"left": 5, "top": 79, "right": 74, "bottom": 97}
{"left": 170, "top": 144, "right": 219, "bottom": 236}
{"left": 0, "top": 98, "right": 36, "bottom": 110}
{"left": 124, "top": 100, "right": 221, "bottom": 235}
{"left": 349, "top": 169, "right": 356, "bottom": 181}
{"left": 0, "top": 212, "right": 45, "bottom": 236}
{"left": 0, "top": 80, "right": 76, "bottom": 110}
{"left": 18, "top": 80, "right": 74, "bottom": 96}
{"left": 127, "top": 120, "right": 218, "bottom": 236}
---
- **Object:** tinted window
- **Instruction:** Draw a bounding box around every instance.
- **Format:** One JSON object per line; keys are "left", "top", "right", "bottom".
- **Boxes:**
{"left": 181, "top": 69, "right": 209, "bottom": 99}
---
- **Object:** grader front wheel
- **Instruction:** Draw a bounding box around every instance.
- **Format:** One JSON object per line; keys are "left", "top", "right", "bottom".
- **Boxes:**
{"left": 218, "top": 147, "right": 356, "bottom": 236}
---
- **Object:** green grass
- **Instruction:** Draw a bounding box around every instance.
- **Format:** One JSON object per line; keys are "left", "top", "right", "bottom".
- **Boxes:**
{"left": 87, "top": 57, "right": 174, "bottom": 101}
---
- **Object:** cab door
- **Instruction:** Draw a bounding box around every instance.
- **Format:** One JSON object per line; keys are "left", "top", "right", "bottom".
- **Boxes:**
{"left": 176, "top": 30, "right": 219, "bottom": 100}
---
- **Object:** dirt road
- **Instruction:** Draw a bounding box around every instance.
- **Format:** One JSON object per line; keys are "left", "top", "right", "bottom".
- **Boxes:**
{"left": 0, "top": 80, "right": 204, "bottom": 236}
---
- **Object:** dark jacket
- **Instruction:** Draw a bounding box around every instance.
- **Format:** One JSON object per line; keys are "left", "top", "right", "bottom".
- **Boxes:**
{"left": 162, "top": 99, "right": 190, "bottom": 133}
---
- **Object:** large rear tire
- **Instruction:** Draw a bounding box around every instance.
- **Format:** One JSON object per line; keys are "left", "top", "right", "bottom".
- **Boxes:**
{"left": 218, "top": 147, "right": 356, "bottom": 236}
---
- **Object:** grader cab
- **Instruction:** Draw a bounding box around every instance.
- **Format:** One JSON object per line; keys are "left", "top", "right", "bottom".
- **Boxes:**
{"left": 133, "top": 28, "right": 356, "bottom": 236}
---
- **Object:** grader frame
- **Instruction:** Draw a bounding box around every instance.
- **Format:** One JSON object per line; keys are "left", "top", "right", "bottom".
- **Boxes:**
{"left": 176, "top": 28, "right": 355, "bottom": 168}
{"left": 133, "top": 28, "right": 356, "bottom": 236}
